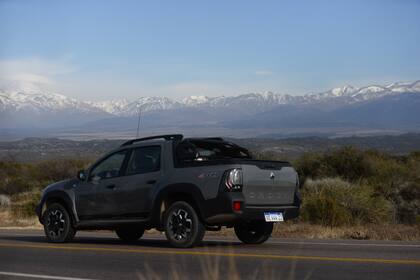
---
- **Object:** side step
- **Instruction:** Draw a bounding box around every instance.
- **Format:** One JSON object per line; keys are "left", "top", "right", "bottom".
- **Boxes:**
{"left": 76, "top": 218, "right": 149, "bottom": 230}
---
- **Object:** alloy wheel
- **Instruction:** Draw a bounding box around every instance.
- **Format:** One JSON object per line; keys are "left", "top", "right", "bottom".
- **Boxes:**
{"left": 46, "top": 209, "right": 66, "bottom": 239}
{"left": 168, "top": 209, "right": 192, "bottom": 241}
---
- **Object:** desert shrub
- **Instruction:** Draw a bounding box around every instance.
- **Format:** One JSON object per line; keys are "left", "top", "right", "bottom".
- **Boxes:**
{"left": 301, "top": 178, "right": 394, "bottom": 226}
{"left": 0, "top": 158, "right": 91, "bottom": 196}
{"left": 362, "top": 152, "right": 419, "bottom": 224}
{"left": 293, "top": 147, "right": 420, "bottom": 225}
{"left": 0, "top": 177, "right": 34, "bottom": 195}
{"left": 294, "top": 152, "right": 331, "bottom": 183}
{"left": 29, "top": 159, "right": 90, "bottom": 182}
{"left": 11, "top": 191, "right": 42, "bottom": 218}
{"left": 294, "top": 147, "right": 373, "bottom": 183}
{"left": 324, "top": 147, "right": 373, "bottom": 181}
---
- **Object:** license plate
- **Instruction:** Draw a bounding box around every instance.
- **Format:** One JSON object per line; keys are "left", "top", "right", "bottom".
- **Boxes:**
{"left": 264, "top": 212, "right": 284, "bottom": 222}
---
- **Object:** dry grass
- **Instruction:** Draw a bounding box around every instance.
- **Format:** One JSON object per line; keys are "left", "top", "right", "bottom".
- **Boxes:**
{"left": 204, "top": 222, "right": 420, "bottom": 241}
{"left": 272, "top": 222, "right": 420, "bottom": 241}
{"left": 0, "top": 209, "right": 41, "bottom": 229}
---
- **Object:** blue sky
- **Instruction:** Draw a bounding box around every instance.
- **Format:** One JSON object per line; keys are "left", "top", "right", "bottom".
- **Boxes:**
{"left": 1, "top": 0, "right": 419, "bottom": 100}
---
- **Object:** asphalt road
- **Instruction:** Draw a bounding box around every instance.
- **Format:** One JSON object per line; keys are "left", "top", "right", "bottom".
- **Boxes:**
{"left": 0, "top": 229, "right": 419, "bottom": 280}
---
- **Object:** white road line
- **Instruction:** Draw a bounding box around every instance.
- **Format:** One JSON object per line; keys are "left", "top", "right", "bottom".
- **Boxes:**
{"left": 0, "top": 271, "right": 97, "bottom": 280}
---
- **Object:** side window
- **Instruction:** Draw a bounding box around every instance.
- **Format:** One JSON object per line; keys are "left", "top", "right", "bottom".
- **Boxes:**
{"left": 90, "top": 151, "right": 127, "bottom": 180}
{"left": 127, "top": 146, "right": 161, "bottom": 175}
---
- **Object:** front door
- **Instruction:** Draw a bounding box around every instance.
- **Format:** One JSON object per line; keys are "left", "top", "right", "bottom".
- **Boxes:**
{"left": 75, "top": 150, "right": 128, "bottom": 219}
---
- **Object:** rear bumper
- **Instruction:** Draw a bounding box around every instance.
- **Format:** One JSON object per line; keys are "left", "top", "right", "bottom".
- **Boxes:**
{"left": 203, "top": 192, "right": 301, "bottom": 225}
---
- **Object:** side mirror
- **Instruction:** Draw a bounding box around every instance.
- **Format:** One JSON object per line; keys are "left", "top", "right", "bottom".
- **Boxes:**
{"left": 77, "top": 170, "right": 86, "bottom": 181}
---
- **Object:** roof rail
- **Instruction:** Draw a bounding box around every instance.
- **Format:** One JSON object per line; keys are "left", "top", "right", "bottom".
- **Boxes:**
{"left": 121, "top": 134, "right": 183, "bottom": 147}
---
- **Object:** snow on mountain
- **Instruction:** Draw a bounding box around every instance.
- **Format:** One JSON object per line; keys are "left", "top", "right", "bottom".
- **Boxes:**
{"left": 330, "top": 85, "right": 357, "bottom": 96}
{"left": 0, "top": 89, "right": 100, "bottom": 114}
{"left": 182, "top": 95, "right": 210, "bottom": 106}
{"left": 86, "top": 99, "right": 130, "bottom": 115}
{"left": 89, "top": 96, "right": 182, "bottom": 117}
{"left": 1, "top": 80, "right": 419, "bottom": 117}
{"left": 356, "top": 86, "right": 385, "bottom": 94}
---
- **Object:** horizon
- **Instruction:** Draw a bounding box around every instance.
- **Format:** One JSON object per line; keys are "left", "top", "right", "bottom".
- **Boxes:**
{"left": 1, "top": 0, "right": 420, "bottom": 101}
{"left": 1, "top": 78, "right": 420, "bottom": 103}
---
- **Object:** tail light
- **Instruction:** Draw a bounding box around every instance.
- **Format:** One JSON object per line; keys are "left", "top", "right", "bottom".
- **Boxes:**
{"left": 223, "top": 168, "right": 243, "bottom": 191}
{"left": 233, "top": 201, "right": 242, "bottom": 211}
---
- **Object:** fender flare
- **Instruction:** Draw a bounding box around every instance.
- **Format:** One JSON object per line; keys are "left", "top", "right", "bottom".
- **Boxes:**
{"left": 39, "top": 190, "right": 78, "bottom": 225}
{"left": 150, "top": 183, "right": 207, "bottom": 226}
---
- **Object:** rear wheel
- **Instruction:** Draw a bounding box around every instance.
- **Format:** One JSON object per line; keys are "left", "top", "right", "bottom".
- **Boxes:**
{"left": 43, "top": 203, "right": 76, "bottom": 243}
{"left": 234, "top": 221, "right": 273, "bottom": 244}
{"left": 116, "top": 226, "right": 145, "bottom": 242}
{"left": 164, "top": 201, "right": 205, "bottom": 248}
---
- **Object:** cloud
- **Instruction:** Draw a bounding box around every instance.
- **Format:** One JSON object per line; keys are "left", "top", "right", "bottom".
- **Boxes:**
{"left": 255, "top": 70, "right": 273, "bottom": 76}
{"left": 0, "top": 57, "right": 76, "bottom": 91}
{"left": 9, "top": 73, "right": 53, "bottom": 85}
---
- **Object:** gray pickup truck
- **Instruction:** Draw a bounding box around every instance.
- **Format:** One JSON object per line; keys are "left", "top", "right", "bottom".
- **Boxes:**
{"left": 36, "top": 134, "right": 300, "bottom": 247}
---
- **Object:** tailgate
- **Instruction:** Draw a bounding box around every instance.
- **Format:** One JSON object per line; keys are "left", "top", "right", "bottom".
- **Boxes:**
{"left": 241, "top": 162, "right": 297, "bottom": 206}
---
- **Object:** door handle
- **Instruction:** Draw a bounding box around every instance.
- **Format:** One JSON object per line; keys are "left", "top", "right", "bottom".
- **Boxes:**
{"left": 146, "top": 180, "right": 157, "bottom": 185}
{"left": 106, "top": 184, "right": 116, "bottom": 190}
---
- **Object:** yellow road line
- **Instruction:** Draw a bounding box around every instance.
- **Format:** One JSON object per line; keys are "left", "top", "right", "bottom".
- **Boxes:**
{"left": 0, "top": 242, "right": 419, "bottom": 266}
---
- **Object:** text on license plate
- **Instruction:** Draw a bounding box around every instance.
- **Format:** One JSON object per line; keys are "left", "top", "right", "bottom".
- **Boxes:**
{"left": 264, "top": 212, "right": 284, "bottom": 222}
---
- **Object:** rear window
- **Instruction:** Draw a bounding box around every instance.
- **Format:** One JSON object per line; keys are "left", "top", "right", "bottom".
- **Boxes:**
{"left": 126, "top": 146, "right": 161, "bottom": 175}
{"left": 176, "top": 139, "right": 250, "bottom": 163}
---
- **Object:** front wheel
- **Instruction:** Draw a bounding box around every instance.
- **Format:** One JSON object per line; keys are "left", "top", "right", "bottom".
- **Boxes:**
{"left": 164, "top": 201, "right": 205, "bottom": 248}
{"left": 234, "top": 221, "right": 273, "bottom": 244}
{"left": 43, "top": 203, "right": 76, "bottom": 243}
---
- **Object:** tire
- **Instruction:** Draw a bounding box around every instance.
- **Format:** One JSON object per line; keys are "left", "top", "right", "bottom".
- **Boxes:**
{"left": 43, "top": 203, "right": 76, "bottom": 243}
{"left": 116, "top": 226, "right": 145, "bottom": 242}
{"left": 234, "top": 221, "right": 273, "bottom": 244}
{"left": 164, "top": 201, "right": 205, "bottom": 248}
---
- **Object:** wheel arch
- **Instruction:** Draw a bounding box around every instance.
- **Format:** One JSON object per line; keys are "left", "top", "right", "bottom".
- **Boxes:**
{"left": 150, "top": 183, "right": 206, "bottom": 229}
{"left": 41, "top": 191, "right": 78, "bottom": 225}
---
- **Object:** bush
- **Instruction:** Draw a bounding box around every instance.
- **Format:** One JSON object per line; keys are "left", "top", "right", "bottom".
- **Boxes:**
{"left": 1, "top": 148, "right": 419, "bottom": 225}
{"left": 292, "top": 147, "right": 420, "bottom": 225}
{"left": 29, "top": 159, "right": 89, "bottom": 182}
{"left": 294, "top": 147, "right": 373, "bottom": 183}
{"left": 301, "top": 178, "right": 394, "bottom": 226}
{"left": 11, "top": 191, "right": 41, "bottom": 218}
{"left": 0, "top": 158, "right": 91, "bottom": 196}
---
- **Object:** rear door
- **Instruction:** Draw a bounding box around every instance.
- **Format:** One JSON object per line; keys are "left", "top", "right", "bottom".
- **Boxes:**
{"left": 241, "top": 161, "right": 296, "bottom": 206}
{"left": 116, "top": 145, "right": 162, "bottom": 216}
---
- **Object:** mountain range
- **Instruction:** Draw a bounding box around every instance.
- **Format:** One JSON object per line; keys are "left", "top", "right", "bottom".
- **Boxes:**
{"left": 1, "top": 80, "right": 420, "bottom": 139}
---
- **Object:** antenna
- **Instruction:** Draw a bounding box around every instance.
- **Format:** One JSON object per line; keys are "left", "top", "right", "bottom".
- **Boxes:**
{"left": 136, "top": 103, "right": 141, "bottom": 138}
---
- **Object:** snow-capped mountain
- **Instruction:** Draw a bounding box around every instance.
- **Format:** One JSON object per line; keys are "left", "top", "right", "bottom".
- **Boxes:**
{"left": 0, "top": 83, "right": 110, "bottom": 129}
{"left": 1, "top": 80, "right": 419, "bottom": 117}
{"left": 1, "top": 80, "right": 419, "bottom": 137}
{"left": 87, "top": 80, "right": 420, "bottom": 116}
{"left": 89, "top": 96, "right": 183, "bottom": 117}
{"left": 0, "top": 83, "right": 103, "bottom": 115}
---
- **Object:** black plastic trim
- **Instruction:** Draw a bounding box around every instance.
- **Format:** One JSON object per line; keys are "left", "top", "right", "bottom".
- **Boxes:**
{"left": 121, "top": 134, "right": 183, "bottom": 147}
